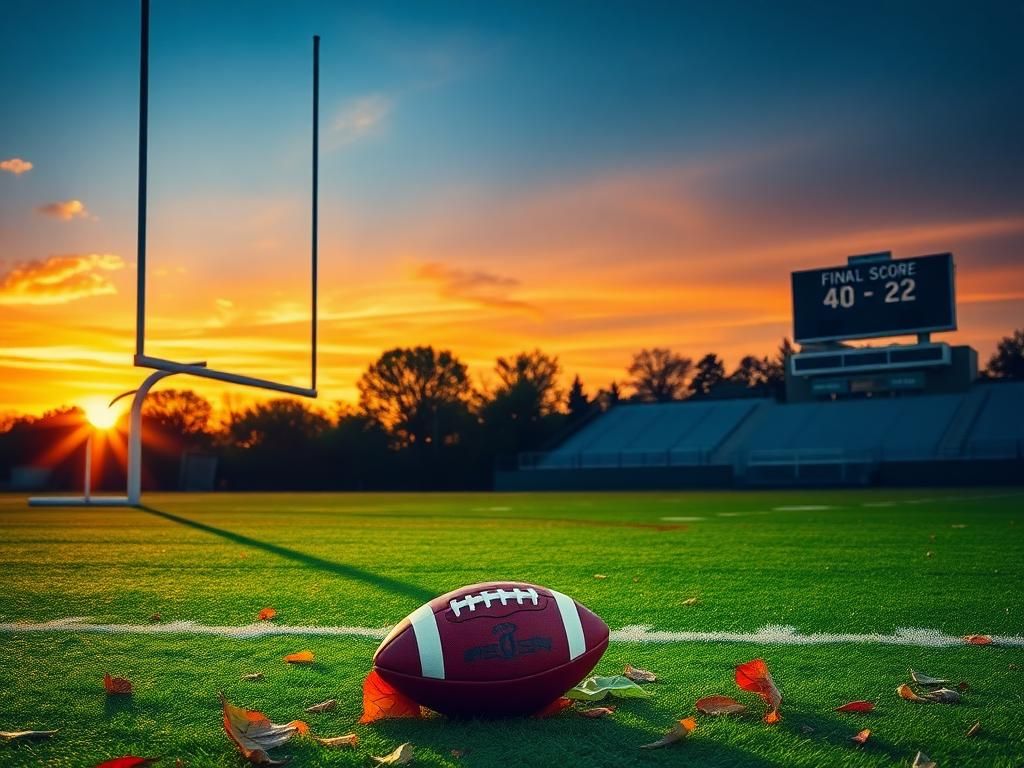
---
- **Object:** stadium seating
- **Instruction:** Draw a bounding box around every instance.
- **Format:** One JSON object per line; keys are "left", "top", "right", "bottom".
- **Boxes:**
{"left": 963, "top": 382, "right": 1024, "bottom": 458}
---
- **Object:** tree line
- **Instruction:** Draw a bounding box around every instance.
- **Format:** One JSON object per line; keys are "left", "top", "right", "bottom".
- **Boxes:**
{"left": 2, "top": 329, "right": 1022, "bottom": 492}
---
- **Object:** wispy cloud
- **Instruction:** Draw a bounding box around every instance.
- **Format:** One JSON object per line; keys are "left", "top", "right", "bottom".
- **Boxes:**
{"left": 0, "top": 157, "right": 32, "bottom": 175}
{"left": 329, "top": 94, "right": 393, "bottom": 149}
{"left": 0, "top": 253, "right": 124, "bottom": 305}
{"left": 36, "top": 199, "right": 91, "bottom": 221}
{"left": 414, "top": 261, "right": 533, "bottom": 312}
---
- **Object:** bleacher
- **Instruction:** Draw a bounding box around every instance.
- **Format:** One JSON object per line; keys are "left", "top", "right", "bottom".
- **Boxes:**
{"left": 516, "top": 383, "right": 1024, "bottom": 483}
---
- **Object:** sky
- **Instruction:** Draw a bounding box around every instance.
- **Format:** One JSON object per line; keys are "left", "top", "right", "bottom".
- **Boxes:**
{"left": 2, "top": 0, "right": 1022, "bottom": 418}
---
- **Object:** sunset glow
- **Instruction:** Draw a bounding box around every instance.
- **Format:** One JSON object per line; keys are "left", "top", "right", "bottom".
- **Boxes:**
{"left": 81, "top": 397, "right": 120, "bottom": 430}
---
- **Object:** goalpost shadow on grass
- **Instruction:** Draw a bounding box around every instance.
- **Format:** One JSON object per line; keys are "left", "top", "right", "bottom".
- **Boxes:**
{"left": 137, "top": 505, "right": 435, "bottom": 603}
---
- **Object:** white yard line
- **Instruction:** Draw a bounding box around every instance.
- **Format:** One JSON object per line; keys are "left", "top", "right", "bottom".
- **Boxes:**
{"left": 0, "top": 618, "right": 1020, "bottom": 648}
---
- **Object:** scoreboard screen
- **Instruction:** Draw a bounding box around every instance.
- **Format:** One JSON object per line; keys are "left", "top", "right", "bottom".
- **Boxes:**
{"left": 791, "top": 252, "right": 956, "bottom": 344}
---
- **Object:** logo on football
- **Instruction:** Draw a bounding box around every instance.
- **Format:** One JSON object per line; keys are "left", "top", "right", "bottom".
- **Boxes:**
{"left": 373, "top": 581, "right": 609, "bottom": 717}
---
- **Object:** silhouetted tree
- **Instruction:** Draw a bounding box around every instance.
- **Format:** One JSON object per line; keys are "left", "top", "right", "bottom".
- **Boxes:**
{"left": 728, "top": 355, "right": 770, "bottom": 389}
{"left": 567, "top": 375, "right": 590, "bottom": 423}
{"left": 688, "top": 353, "right": 726, "bottom": 397}
{"left": 357, "top": 346, "right": 474, "bottom": 449}
{"left": 986, "top": 329, "right": 1024, "bottom": 379}
{"left": 143, "top": 389, "right": 212, "bottom": 440}
{"left": 493, "top": 350, "right": 563, "bottom": 416}
{"left": 597, "top": 381, "right": 623, "bottom": 410}
{"left": 480, "top": 351, "right": 565, "bottom": 458}
{"left": 627, "top": 348, "right": 692, "bottom": 402}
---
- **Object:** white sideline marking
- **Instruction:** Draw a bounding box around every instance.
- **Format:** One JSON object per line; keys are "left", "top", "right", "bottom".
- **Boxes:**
{"left": 772, "top": 505, "right": 835, "bottom": 511}
{"left": 660, "top": 516, "right": 707, "bottom": 522}
{"left": 1, "top": 618, "right": 1021, "bottom": 648}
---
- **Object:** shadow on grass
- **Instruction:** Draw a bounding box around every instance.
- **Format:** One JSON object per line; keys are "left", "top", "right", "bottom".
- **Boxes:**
{"left": 785, "top": 709, "right": 904, "bottom": 762}
{"left": 138, "top": 505, "right": 434, "bottom": 603}
{"left": 103, "top": 694, "right": 136, "bottom": 718}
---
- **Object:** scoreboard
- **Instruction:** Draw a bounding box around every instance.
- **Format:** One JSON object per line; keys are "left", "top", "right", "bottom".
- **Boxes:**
{"left": 791, "top": 253, "right": 956, "bottom": 344}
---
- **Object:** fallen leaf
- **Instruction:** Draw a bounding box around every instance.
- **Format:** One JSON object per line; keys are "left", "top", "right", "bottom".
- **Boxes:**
{"left": 593, "top": 574, "right": 608, "bottom": 579}
{"left": 695, "top": 695, "right": 747, "bottom": 716}
{"left": 241, "top": 673, "right": 265, "bottom": 681}
{"left": 104, "top": 673, "right": 133, "bottom": 695}
{"left": 533, "top": 697, "right": 574, "bottom": 718}
{"left": 371, "top": 743, "right": 414, "bottom": 765}
{"left": 623, "top": 664, "right": 657, "bottom": 683}
{"left": 450, "top": 749, "right": 467, "bottom": 759}
{"left": 579, "top": 706, "right": 616, "bottom": 718}
{"left": 964, "top": 634, "right": 993, "bottom": 645}
{"left": 922, "top": 688, "right": 961, "bottom": 704}
{"left": 965, "top": 721, "right": 981, "bottom": 738}
{"left": 289, "top": 721, "right": 309, "bottom": 736}
{"left": 258, "top": 608, "right": 277, "bottom": 621}
{"left": 639, "top": 717, "right": 697, "bottom": 749}
{"left": 0, "top": 730, "right": 58, "bottom": 741}
{"left": 912, "top": 752, "right": 938, "bottom": 768}
{"left": 360, "top": 670, "right": 422, "bottom": 724}
{"left": 94, "top": 759, "right": 159, "bottom": 768}
{"left": 956, "top": 681, "right": 970, "bottom": 692}
{"left": 897, "top": 684, "right": 927, "bottom": 702}
{"left": 315, "top": 733, "right": 358, "bottom": 748}
{"left": 910, "top": 670, "right": 947, "bottom": 687}
{"left": 735, "top": 658, "right": 782, "bottom": 723}
{"left": 567, "top": 675, "right": 652, "bottom": 701}
{"left": 835, "top": 700, "right": 875, "bottom": 713}
{"left": 851, "top": 728, "right": 870, "bottom": 746}
{"left": 148, "top": 613, "right": 161, "bottom": 623}
{"left": 304, "top": 699, "right": 336, "bottom": 713}
{"left": 681, "top": 597, "right": 699, "bottom": 606}
{"left": 220, "top": 692, "right": 302, "bottom": 765}
{"left": 283, "top": 650, "right": 314, "bottom": 664}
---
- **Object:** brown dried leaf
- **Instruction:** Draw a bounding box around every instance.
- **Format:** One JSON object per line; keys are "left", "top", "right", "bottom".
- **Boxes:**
{"left": 681, "top": 597, "right": 699, "bottom": 606}
{"left": 910, "top": 670, "right": 947, "bottom": 687}
{"left": 639, "top": 717, "right": 697, "bottom": 749}
{"left": 148, "top": 613, "right": 162, "bottom": 623}
{"left": 964, "top": 634, "right": 993, "bottom": 645}
{"left": 0, "top": 730, "right": 58, "bottom": 741}
{"left": 104, "top": 673, "right": 133, "bottom": 695}
{"left": 283, "top": 650, "right": 314, "bottom": 664}
{"left": 623, "top": 664, "right": 657, "bottom": 683}
{"left": 956, "top": 681, "right": 970, "bottom": 692}
{"left": 696, "top": 695, "right": 747, "bottom": 716}
{"left": 580, "top": 706, "right": 616, "bottom": 718}
{"left": 241, "top": 673, "right": 265, "bottom": 681}
{"left": 850, "top": 728, "right": 870, "bottom": 746}
{"left": 965, "top": 721, "right": 981, "bottom": 738}
{"left": 219, "top": 692, "right": 301, "bottom": 765}
{"left": 371, "top": 743, "right": 414, "bottom": 765}
{"left": 304, "top": 699, "right": 336, "bottom": 714}
{"left": 835, "top": 700, "right": 874, "bottom": 713}
{"left": 922, "top": 688, "right": 961, "bottom": 704}
{"left": 897, "top": 683, "right": 927, "bottom": 702}
{"left": 912, "top": 752, "right": 938, "bottom": 768}
{"left": 315, "top": 733, "right": 358, "bottom": 748}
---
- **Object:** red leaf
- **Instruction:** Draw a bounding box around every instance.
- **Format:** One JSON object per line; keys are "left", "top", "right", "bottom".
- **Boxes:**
{"left": 103, "top": 673, "right": 133, "bottom": 695}
{"left": 835, "top": 700, "right": 875, "bottom": 713}
{"left": 735, "top": 658, "right": 782, "bottom": 723}
{"left": 532, "top": 697, "right": 574, "bottom": 718}
{"left": 580, "top": 705, "right": 616, "bottom": 718}
{"left": 94, "top": 759, "right": 159, "bottom": 768}
{"left": 258, "top": 608, "right": 277, "bottom": 621}
{"left": 964, "top": 634, "right": 993, "bottom": 645}
{"left": 359, "top": 670, "right": 422, "bottom": 724}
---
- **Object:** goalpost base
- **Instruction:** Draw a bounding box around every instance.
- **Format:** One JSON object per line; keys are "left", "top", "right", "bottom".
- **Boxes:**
{"left": 28, "top": 496, "right": 133, "bottom": 507}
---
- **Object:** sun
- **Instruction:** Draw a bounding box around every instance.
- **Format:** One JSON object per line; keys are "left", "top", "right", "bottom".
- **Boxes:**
{"left": 81, "top": 396, "right": 120, "bottom": 430}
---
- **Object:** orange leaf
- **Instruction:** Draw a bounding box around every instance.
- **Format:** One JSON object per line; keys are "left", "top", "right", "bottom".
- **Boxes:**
{"left": 897, "top": 683, "right": 926, "bottom": 702}
{"left": 580, "top": 705, "right": 616, "bottom": 718}
{"left": 220, "top": 692, "right": 302, "bottom": 765}
{"left": 639, "top": 717, "right": 697, "bottom": 749}
{"left": 696, "top": 695, "right": 747, "bottom": 716}
{"left": 359, "top": 670, "right": 422, "bottom": 724}
{"left": 532, "top": 697, "right": 574, "bottom": 718}
{"left": 284, "top": 650, "right": 314, "bottom": 664}
{"left": 835, "top": 700, "right": 874, "bottom": 713}
{"left": 103, "top": 673, "right": 133, "bottom": 695}
{"left": 94, "top": 759, "right": 159, "bottom": 768}
{"left": 287, "top": 720, "right": 309, "bottom": 736}
{"left": 964, "top": 634, "right": 993, "bottom": 645}
{"left": 258, "top": 608, "right": 277, "bottom": 621}
{"left": 851, "top": 728, "right": 871, "bottom": 746}
{"left": 735, "top": 658, "right": 781, "bottom": 723}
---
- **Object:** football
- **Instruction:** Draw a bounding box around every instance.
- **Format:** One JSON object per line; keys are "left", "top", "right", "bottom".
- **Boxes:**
{"left": 373, "top": 581, "right": 609, "bottom": 717}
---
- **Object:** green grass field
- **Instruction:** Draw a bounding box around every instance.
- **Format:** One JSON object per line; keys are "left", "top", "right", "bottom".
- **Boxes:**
{"left": 1, "top": 489, "right": 1022, "bottom": 767}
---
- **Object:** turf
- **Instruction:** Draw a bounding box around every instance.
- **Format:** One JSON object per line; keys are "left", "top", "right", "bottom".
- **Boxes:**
{"left": 0, "top": 488, "right": 1022, "bottom": 767}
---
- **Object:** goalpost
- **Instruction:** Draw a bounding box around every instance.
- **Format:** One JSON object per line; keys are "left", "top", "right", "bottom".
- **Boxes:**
{"left": 30, "top": 0, "right": 320, "bottom": 507}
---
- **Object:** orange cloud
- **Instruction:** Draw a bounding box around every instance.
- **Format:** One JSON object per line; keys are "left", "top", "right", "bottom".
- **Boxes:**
{"left": 0, "top": 253, "right": 124, "bottom": 305}
{"left": 1, "top": 157, "right": 33, "bottom": 175}
{"left": 36, "top": 199, "right": 91, "bottom": 221}
{"left": 413, "top": 261, "right": 534, "bottom": 312}
{"left": 329, "top": 94, "right": 392, "bottom": 149}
